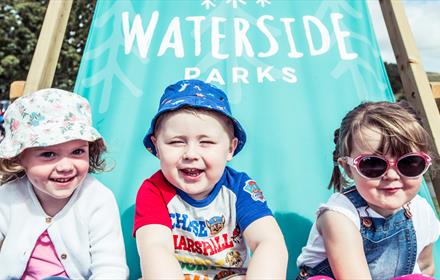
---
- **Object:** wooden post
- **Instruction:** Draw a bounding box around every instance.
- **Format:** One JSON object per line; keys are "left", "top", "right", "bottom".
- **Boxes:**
{"left": 9, "top": 81, "right": 26, "bottom": 100}
{"left": 432, "top": 82, "right": 440, "bottom": 111}
{"left": 380, "top": 0, "right": 440, "bottom": 206}
{"left": 23, "top": 0, "right": 74, "bottom": 96}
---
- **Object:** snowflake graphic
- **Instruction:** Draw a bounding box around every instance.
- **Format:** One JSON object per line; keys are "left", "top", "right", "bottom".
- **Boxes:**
{"left": 79, "top": 2, "right": 143, "bottom": 113}
{"left": 201, "top": 0, "right": 216, "bottom": 9}
{"left": 256, "top": 0, "right": 271, "bottom": 7}
{"left": 201, "top": 0, "right": 270, "bottom": 10}
{"left": 226, "top": 0, "right": 247, "bottom": 9}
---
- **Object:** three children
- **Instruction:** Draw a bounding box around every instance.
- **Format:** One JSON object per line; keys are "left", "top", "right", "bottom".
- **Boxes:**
{"left": 0, "top": 89, "right": 128, "bottom": 279}
{"left": 1, "top": 83, "right": 438, "bottom": 280}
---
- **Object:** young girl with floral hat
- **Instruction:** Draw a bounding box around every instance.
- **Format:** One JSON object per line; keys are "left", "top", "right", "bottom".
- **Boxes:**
{"left": 0, "top": 88, "right": 128, "bottom": 279}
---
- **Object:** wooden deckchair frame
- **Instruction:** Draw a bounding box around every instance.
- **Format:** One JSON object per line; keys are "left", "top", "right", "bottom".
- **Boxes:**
{"left": 21, "top": 0, "right": 73, "bottom": 96}
{"left": 380, "top": 1, "right": 440, "bottom": 208}
{"left": 15, "top": 0, "right": 440, "bottom": 206}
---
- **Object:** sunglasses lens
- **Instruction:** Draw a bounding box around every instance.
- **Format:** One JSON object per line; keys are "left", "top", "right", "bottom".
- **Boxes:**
{"left": 397, "top": 155, "right": 427, "bottom": 177}
{"left": 358, "top": 156, "right": 387, "bottom": 178}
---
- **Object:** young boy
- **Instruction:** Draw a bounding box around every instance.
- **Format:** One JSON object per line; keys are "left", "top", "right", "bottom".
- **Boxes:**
{"left": 134, "top": 79, "right": 288, "bottom": 280}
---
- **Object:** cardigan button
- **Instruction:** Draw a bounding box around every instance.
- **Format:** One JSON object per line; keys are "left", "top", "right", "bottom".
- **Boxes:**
{"left": 45, "top": 217, "right": 52, "bottom": 223}
{"left": 60, "top": 253, "right": 67, "bottom": 260}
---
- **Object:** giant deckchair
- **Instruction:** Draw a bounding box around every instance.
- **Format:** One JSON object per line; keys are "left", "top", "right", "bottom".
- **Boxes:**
{"left": 20, "top": 0, "right": 440, "bottom": 279}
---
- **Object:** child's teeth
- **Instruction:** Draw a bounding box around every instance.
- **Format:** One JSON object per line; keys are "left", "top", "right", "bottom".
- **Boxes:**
{"left": 55, "top": 178, "right": 69, "bottom": 182}
{"left": 184, "top": 169, "right": 200, "bottom": 176}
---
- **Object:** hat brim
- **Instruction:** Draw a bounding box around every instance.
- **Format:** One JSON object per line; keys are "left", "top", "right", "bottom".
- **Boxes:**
{"left": 143, "top": 104, "right": 246, "bottom": 157}
{"left": 0, "top": 122, "right": 102, "bottom": 159}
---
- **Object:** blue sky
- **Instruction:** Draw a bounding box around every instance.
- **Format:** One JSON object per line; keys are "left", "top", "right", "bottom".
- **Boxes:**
{"left": 367, "top": 0, "right": 440, "bottom": 72}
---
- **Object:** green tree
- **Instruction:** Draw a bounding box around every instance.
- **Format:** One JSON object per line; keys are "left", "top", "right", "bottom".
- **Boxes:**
{"left": 0, "top": 0, "right": 95, "bottom": 101}
{"left": 384, "top": 62, "right": 440, "bottom": 101}
{"left": 0, "top": 0, "right": 46, "bottom": 100}
{"left": 384, "top": 62, "right": 403, "bottom": 97}
{"left": 54, "top": 0, "right": 96, "bottom": 90}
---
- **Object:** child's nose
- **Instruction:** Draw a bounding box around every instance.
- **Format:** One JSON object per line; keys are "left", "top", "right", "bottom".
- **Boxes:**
{"left": 55, "top": 158, "right": 74, "bottom": 172}
{"left": 183, "top": 144, "right": 199, "bottom": 160}
{"left": 383, "top": 166, "right": 400, "bottom": 180}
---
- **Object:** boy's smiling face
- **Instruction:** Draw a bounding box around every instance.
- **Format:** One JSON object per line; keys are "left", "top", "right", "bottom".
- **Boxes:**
{"left": 152, "top": 109, "right": 238, "bottom": 200}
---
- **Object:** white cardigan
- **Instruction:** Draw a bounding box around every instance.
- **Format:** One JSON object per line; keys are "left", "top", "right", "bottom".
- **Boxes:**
{"left": 0, "top": 175, "right": 128, "bottom": 279}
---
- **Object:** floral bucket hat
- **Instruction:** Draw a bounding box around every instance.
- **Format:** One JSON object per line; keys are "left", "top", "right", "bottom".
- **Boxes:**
{"left": 143, "top": 79, "right": 247, "bottom": 156}
{"left": 0, "top": 88, "right": 102, "bottom": 159}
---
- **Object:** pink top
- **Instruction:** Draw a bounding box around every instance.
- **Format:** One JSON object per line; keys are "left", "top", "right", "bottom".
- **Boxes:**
{"left": 21, "top": 230, "right": 68, "bottom": 280}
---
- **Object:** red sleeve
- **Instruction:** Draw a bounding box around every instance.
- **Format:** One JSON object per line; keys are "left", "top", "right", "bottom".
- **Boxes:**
{"left": 133, "top": 171, "right": 176, "bottom": 237}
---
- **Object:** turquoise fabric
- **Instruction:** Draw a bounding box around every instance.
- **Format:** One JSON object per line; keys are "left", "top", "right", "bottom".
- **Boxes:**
{"left": 74, "top": 1, "right": 440, "bottom": 278}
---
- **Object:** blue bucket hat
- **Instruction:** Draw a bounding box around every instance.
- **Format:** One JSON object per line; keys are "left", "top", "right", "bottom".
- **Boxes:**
{"left": 143, "top": 79, "right": 246, "bottom": 156}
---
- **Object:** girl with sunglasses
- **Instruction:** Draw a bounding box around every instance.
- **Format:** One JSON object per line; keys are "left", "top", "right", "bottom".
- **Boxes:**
{"left": 296, "top": 101, "right": 439, "bottom": 280}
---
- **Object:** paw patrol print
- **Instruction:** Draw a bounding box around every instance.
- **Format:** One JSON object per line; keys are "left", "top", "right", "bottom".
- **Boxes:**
{"left": 225, "top": 250, "right": 243, "bottom": 267}
{"left": 243, "top": 180, "right": 265, "bottom": 202}
{"left": 161, "top": 98, "right": 172, "bottom": 105}
{"left": 231, "top": 225, "right": 241, "bottom": 243}
{"left": 206, "top": 215, "right": 225, "bottom": 236}
{"left": 178, "top": 82, "right": 189, "bottom": 92}
{"left": 194, "top": 85, "right": 202, "bottom": 91}
{"left": 171, "top": 99, "right": 185, "bottom": 106}
{"left": 214, "top": 270, "right": 236, "bottom": 280}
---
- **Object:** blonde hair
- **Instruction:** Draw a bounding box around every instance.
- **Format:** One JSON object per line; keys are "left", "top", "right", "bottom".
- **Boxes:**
{"left": 154, "top": 106, "right": 235, "bottom": 140}
{"left": 0, "top": 139, "right": 107, "bottom": 184}
{"left": 329, "top": 101, "right": 435, "bottom": 191}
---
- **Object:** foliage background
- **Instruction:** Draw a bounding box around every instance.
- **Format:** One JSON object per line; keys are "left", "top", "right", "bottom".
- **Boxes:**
{"left": 0, "top": 0, "right": 96, "bottom": 100}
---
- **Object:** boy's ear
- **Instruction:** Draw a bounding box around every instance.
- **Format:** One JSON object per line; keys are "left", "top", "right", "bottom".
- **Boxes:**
{"left": 227, "top": 138, "right": 238, "bottom": 161}
{"left": 337, "top": 157, "right": 353, "bottom": 179}
{"left": 151, "top": 136, "right": 159, "bottom": 158}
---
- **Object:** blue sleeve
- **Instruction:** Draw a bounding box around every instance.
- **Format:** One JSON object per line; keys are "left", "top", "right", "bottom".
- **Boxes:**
{"left": 234, "top": 172, "right": 272, "bottom": 232}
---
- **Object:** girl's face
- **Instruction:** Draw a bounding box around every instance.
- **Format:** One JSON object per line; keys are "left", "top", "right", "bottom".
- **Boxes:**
{"left": 19, "top": 140, "right": 90, "bottom": 213}
{"left": 341, "top": 127, "right": 423, "bottom": 217}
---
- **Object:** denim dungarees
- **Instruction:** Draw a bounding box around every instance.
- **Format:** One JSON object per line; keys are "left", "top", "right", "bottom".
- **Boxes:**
{"left": 297, "top": 187, "right": 417, "bottom": 280}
